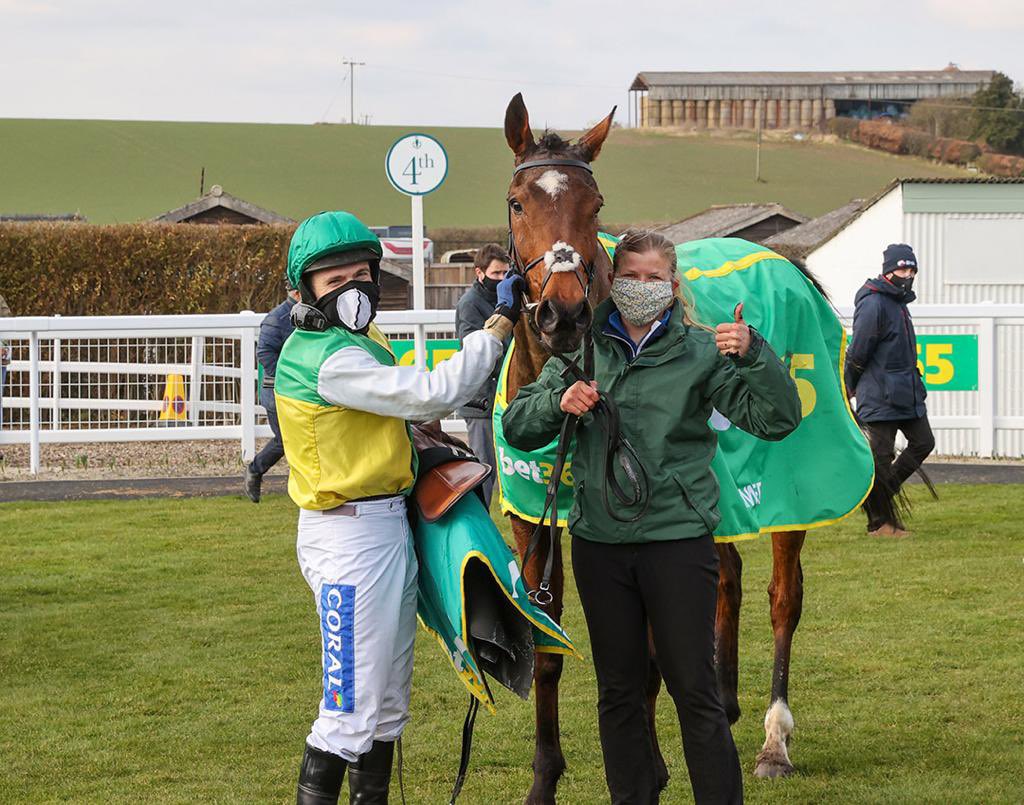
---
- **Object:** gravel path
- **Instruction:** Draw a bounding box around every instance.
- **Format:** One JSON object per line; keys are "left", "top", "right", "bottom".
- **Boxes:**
{"left": 0, "top": 439, "right": 289, "bottom": 482}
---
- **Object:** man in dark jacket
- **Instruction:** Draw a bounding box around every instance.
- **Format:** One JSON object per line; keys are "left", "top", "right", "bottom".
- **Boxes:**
{"left": 454, "top": 244, "right": 510, "bottom": 507}
{"left": 245, "top": 280, "right": 300, "bottom": 502}
{"left": 846, "top": 243, "right": 935, "bottom": 536}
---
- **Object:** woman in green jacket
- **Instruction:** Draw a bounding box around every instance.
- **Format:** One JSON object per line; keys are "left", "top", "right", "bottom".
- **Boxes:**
{"left": 502, "top": 229, "right": 802, "bottom": 805}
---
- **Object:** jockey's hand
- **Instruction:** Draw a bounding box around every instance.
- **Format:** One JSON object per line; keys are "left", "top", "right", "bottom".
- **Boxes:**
{"left": 560, "top": 381, "right": 599, "bottom": 417}
{"left": 715, "top": 302, "right": 752, "bottom": 359}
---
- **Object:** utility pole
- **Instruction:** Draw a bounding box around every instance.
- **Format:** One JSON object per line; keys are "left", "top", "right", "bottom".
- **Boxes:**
{"left": 342, "top": 58, "right": 365, "bottom": 124}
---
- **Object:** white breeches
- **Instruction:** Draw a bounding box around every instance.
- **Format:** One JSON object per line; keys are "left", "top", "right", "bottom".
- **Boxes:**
{"left": 296, "top": 496, "right": 418, "bottom": 762}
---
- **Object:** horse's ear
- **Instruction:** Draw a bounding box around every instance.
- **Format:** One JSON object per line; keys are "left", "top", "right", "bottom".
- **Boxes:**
{"left": 577, "top": 106, "right": 617, "bottom": 162}
{"left": 505, "top": 92, "right": 536, "bottom": 159}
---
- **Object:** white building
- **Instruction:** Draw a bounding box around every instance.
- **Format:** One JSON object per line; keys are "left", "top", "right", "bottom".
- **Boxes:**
{"left": 788, "top": 178, "right": 1024, "bottom": 457}
{"left": 802, "top": 178, "right": 1024, "bottom": 306}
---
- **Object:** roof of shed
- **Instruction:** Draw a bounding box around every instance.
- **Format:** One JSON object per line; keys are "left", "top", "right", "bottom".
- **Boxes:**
{"left": 153, "top": 185, "right": 295, "bottom": 225}
{"left": 764, "top": 199, "right": 865, "bottom": 257}
{"left": 656, "top": 203, "right": 808, "bottom": 244}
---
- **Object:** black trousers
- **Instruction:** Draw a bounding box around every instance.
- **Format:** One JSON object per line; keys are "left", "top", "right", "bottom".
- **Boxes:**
{"left": 251, "top": 387, "right": 285, "bottom": 476}
{"left": 862, "top": 415, "right": 936, "bottom": 529}
{"left": 572, "top": 534, "right": 742, "bottom": 805}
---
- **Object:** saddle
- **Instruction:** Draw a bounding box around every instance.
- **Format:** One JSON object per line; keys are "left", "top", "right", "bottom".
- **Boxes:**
{"left": 411, "top": 421, "right": 491, "bottom": 523}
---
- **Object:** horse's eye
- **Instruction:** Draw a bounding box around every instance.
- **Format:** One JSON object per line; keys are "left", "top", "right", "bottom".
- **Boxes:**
{"left": 509, "top": 199, "right": 524, "bottom": 215}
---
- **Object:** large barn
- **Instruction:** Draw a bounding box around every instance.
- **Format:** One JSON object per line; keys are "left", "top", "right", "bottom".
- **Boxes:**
{"left": 628, "top": 67, "right": 994, "bottom": 131}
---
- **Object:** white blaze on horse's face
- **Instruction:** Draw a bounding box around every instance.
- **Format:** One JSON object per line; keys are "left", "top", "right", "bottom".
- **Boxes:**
{"left": 544, "top": 241, "right": 582, "bottom": 274}
{"left": 535, "top": 170, "right": 568, "bottom": 198}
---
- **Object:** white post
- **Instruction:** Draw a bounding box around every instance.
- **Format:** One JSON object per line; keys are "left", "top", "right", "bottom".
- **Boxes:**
{"left": 189, "top": 335, "right": 204, "bottom": 427}
{"left": 51, "top": 337, "right": 61, "bottom": 431}
{"left": 411, "top": 193, "right": 427, "bottom": 370}
{"left": 239, "top": 328, "right": 257, "bottom": 463}
{"left": 978, "top": 316, "right": 996, "bottom": 458}
{"left": 28, "top": 331, "right": 40, "bottom": 474}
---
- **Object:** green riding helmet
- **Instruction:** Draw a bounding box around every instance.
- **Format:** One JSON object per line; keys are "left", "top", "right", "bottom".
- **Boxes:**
{"left": 287, "top": 211, "right": 383, "bottom": 302}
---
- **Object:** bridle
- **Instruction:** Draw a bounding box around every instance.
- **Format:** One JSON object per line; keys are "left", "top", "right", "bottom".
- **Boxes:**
{"left": 504, "top": 156, "right": 651, "bottom": 609}
{"left": 506, "top": 157, "right": 599, "bottom": 307}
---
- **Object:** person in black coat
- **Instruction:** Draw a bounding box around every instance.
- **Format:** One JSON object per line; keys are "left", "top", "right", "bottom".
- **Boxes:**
{"left": 454, "top": 244, "right": 511, "bottom": 507}
{"left": 845, "top": 243, "right": 935, "bottom": 536}
{"left": 245, "top": 280, "right": 300, "bottom": 502}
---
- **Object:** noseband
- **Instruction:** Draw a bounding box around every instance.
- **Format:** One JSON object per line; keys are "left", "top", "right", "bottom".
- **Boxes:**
{"left": 506, "top": 158, "right": 598, "bottom": 302}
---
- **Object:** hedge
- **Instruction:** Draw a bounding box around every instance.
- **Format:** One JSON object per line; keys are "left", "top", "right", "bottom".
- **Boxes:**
{"left": 1, "top": 222, "right": 614, "bottom": 316}
{"left": 0, "top": 222, "right": 296, "bottom": 316}
{"left": 827, "top": 118, "right": 983, "bottom": 167}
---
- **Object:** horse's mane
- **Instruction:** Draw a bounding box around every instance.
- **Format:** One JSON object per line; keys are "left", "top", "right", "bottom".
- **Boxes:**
{"left": 533, "top": 130, "right": 587, "bottom": 161}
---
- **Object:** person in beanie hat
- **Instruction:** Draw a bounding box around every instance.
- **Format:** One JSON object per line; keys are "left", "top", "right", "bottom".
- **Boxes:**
{"left": 275, "top": 211, "right": 523, "bottom": 804}
{"left": 845, "top": 243, "right": 935, "bottom": 537}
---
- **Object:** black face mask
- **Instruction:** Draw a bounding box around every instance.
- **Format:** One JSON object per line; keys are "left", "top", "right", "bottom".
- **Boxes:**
{"left": 314, "top": 280, "right": 381, "bottom": 334}
{"left": 479, "top": 275, "right": 500, "bottom": 299}
{"left": 889, "top": 274, "right": 915, "bottom": 293}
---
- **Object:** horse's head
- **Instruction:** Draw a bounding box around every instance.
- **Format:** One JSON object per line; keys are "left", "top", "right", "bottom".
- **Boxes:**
{"left": 505, "top": 92, "right": 615, "bottom": 353}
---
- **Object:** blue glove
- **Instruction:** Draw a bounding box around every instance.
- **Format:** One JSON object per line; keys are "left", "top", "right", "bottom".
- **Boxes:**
{"left": 495, "top": 274, "right": 524, "bottom": 322}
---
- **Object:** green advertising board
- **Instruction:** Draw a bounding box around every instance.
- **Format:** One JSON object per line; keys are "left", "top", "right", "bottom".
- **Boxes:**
{"left": 394, "top": 335, "right": 979, "bottom": 391}
{"left": 390, "top": 339, "right": 460, "bottom": 370}
{"left": 915, "top": 334, "right": 978, "bottom": 391}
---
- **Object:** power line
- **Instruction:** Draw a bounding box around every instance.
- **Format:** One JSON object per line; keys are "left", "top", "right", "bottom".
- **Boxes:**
{"left": 362, "top": 63, "right": 621, "bottom": 91}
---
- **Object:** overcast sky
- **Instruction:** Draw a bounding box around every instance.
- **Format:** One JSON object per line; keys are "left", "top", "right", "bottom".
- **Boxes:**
{"left": 3, "top": 0, "right": 1022, "bottom": 130}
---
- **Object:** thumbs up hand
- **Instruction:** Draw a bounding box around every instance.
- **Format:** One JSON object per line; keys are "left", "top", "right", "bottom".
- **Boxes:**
{"left": 715, "top": 302, "right": 752, "bottom": 358}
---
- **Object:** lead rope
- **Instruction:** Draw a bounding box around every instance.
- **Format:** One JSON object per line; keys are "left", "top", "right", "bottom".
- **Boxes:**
{"left": 396, "top": 737, "right": 406, "bottom": 805}
{"left": 448, "top": 694, "right": 481, "bottom": 803}
{"left": 519, "top": 328, "right": 652, "bottom": 608}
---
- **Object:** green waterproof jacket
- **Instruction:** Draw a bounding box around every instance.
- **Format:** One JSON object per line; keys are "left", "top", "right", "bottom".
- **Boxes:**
{"left": 501, "top": 299, "right": 802, "bottom": 544}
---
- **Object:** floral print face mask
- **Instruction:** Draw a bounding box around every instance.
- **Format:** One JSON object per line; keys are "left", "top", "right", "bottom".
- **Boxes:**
{"left": 610, "top": 277, "right": 674, "bottom": 326}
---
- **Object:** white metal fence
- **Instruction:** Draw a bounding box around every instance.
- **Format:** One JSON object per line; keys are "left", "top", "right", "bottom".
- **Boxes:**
{"left": 1, "top": 305, "right": 1022, "bottom": 475}
{"left": 0, "top": 311, "right": 460, "bottom": 474}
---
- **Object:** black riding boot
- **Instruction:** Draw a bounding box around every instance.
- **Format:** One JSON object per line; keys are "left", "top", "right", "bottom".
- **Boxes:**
{"left": 347, "top": 740, "right": 395, "bottom": 804}
{"left": 297, "top": 743, "right": 347, "bottom": 805}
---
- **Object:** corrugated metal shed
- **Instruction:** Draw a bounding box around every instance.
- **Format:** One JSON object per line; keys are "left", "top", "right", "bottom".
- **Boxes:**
{"left": 807, "top": 178, "right": 1024, "bottom": 457}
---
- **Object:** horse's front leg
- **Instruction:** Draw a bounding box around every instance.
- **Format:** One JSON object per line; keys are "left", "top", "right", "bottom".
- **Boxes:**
{"left": 714, "top": 542, "right": 743, "bottom": 725}
{"left": 754, "top": 530, "right": 806, "bottom": 778}
{"left": 511, "top": 516, "right": 566, "bottom": 805}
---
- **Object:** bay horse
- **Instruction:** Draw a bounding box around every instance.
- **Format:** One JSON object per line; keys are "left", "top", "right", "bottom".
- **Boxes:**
{"left": 501, "top": 92, "right": 808, "bottom": 803}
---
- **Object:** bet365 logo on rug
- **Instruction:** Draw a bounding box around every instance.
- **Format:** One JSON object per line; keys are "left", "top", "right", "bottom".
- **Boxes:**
{"left": 498, "top": 446, "right": 574, "bottom": 487}
{"left": 321, "top": 584, "right": 355, "bottom": 713}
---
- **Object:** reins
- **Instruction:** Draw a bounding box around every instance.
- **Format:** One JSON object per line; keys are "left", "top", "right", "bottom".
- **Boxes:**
{"left": 506, "top": 157, "right": 651, "bottom": 608}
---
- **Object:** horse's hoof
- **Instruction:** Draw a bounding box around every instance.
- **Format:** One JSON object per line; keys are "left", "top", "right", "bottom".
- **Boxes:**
{"left": 753, "top": 749, "right": 794, "bottom": 779}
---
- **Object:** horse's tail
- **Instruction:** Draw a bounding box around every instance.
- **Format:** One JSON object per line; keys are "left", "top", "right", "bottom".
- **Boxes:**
{"left": 869, "top": 447, "right": 913, "bottom": 529}
{"left": 856, "top": 412, "right": 938, "bottom": 528}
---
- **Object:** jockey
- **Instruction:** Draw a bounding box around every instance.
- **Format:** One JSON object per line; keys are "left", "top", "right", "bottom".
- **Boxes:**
{"left": 275, "top": 211, "right": 520, "bottom": 804}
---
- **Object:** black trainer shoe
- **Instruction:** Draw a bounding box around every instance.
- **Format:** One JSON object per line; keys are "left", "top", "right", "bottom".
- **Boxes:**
{"left": 245, "top": 463, "right": 262, "bottom": 503}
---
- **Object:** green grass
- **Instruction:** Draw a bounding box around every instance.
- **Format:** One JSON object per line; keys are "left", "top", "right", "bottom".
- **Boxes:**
{"left": 0, "top": 119, "right": 967, "bottom": 227}
{"left": 2, "top": 485, "right": 1022, "bottom": 803}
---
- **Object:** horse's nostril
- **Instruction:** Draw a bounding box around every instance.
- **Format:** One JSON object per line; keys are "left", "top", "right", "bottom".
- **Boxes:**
{"left": 536, "top": 299, "right": 559, "bottom": 333}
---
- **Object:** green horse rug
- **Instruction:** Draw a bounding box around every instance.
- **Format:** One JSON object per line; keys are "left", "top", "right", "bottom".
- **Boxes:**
{"left": 493, "top": 235, "right": 874, "bottom": 541}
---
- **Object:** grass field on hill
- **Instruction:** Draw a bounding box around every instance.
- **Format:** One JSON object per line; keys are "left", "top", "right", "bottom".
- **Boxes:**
{"left": 2, "top": 485, "right": 1022, "bottom": 803}
{"left": 0, "top": 119, "right": 968, "bottom": 228}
